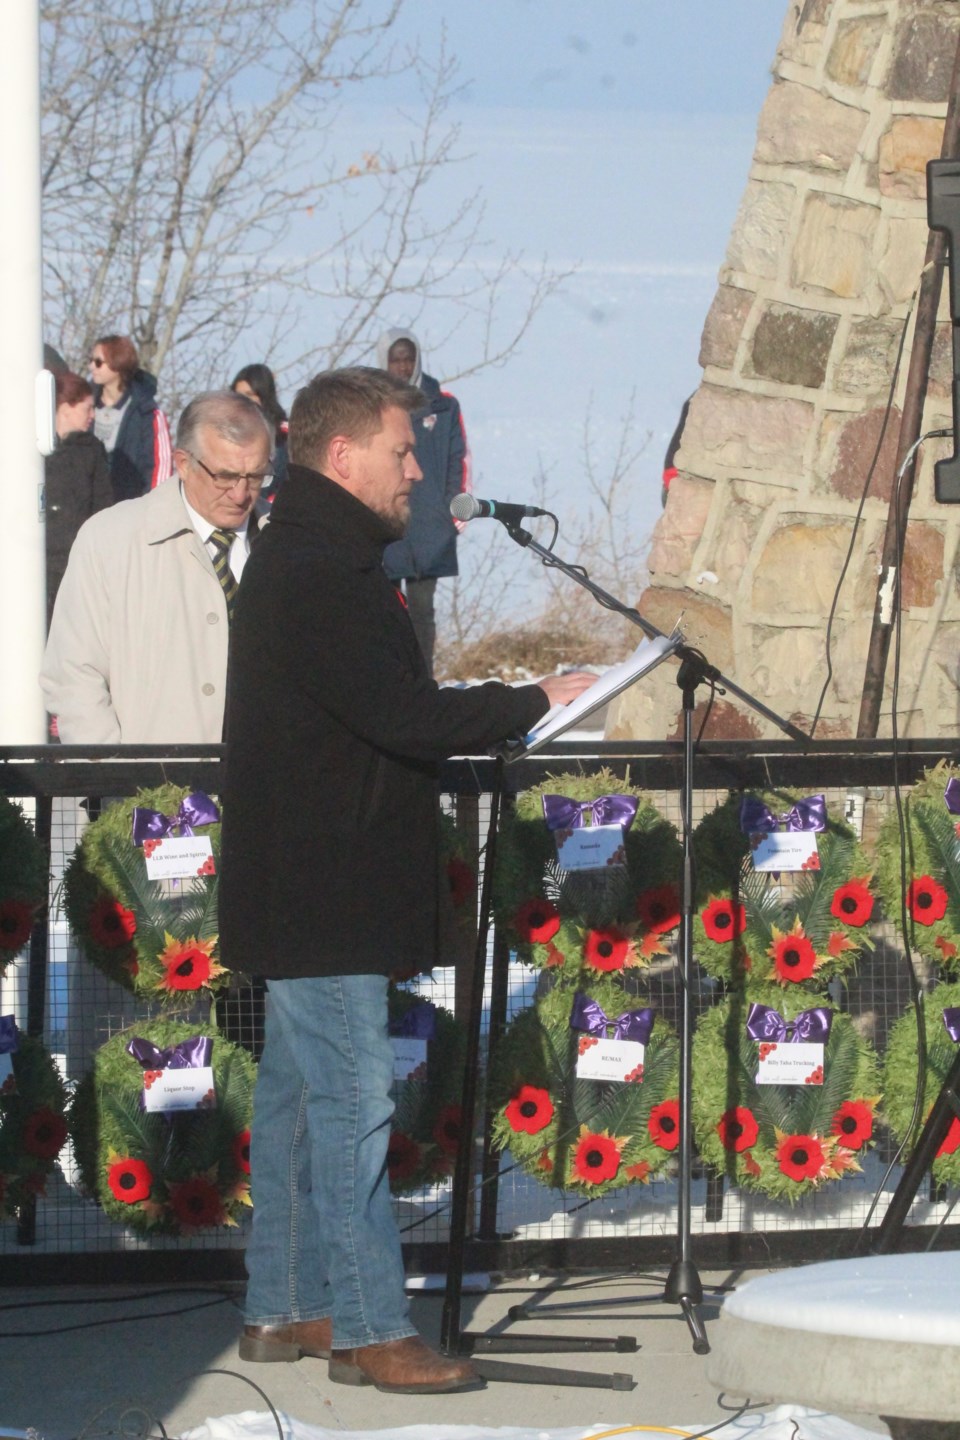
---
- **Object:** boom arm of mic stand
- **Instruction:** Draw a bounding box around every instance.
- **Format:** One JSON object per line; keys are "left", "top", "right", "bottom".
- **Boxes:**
{"left": 504, "top": 523, "right": 808, "bottom": 745}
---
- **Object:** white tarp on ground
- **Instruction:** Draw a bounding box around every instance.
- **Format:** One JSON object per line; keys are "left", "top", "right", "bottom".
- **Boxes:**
{"left": 182, "top": 1405, "right": 884, "bottom": 1440}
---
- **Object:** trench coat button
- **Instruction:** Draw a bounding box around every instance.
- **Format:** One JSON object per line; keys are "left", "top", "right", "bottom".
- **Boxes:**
{"left": 202, "top": 682, "right": 215, "bottom": 696}
{"left": 206, "top": 612, "right": 219, "bottom": 624}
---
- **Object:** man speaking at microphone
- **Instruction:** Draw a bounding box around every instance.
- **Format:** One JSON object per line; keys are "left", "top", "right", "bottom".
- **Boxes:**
{"left": 220, "top": 366, "right": 595, "bottom": 1394}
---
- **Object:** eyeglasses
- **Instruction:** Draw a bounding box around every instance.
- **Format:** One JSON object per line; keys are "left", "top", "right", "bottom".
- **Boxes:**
{"left": 188, "top": 452, "right": 273, "bottom": 490}
{"left": 90, "top": 356, "right": 106, "bottom": 367}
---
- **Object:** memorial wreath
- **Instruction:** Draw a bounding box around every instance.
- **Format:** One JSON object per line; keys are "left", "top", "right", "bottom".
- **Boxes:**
{"left": 691, "top": 790, "right": 874, "bottom": 989}
{"left": 63, "top": 785, "right": 228, "bottom": 1003}
{"left": 0, "top": 1023, "right": 69, "bottom": 1220}
{"left": 691, "top": 982, "right": 880, "bottom": 1203}
{"left": 489, "top": 975, "right": 680, "bottom": 1194}
{"left": 70, "top": 1017, "right": 255, "bottom": 1235}
{"left": 0, "top": 796, "right": 47, "bottom": 974}
{"left": 494, "top": 770, "right": 683, "bottom": 978}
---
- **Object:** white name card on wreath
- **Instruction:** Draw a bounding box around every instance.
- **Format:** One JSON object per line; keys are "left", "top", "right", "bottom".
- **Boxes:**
{"left": 748, "top": 830, "right": 819, "bottom": 873}
{"left": 575, "top": 1036, "right": 645, "bottom": 1083}
{"left": 142, "top": 1066, "right": 217, "bottom": 1112}
{"left": 755, "top": 1042, "right": 824, "bottom": 1087}
{"left": 143, "top": 835, "right": 216, "bottom": 881}
{"left": 556, "top": 824, "right": 626, "bottom": 872}
{"left": 392, "top": 1037, "right": 427, "bottom": 1082}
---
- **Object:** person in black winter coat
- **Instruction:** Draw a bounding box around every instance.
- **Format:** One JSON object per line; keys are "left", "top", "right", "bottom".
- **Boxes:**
{"left": 220, "top": 366, "right": 595, "bottom": 1393}
{"left": 44, "top": 371, "right": 114, "bottom": 626}
{"left": 376, "top": 328, "right": 468, "bottom": 675}
{"left": 91, "top": 334, "right": 172, "bottom": 498}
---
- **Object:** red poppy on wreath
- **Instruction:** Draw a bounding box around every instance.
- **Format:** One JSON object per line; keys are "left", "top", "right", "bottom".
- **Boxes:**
{"left": 232, "top": 1129, "right": 252, "bottom": 1174}
{"left": 717, "top": 1106, "right": 759, "bottom": 1153}
{"left": 504, "top": 1084, "right": 554, "bottom": 1135}
{"left": 168, "top": 1175, "right": 225, "bottom": 1228}
{"left": 107, "top": 1156, "right": 154, "bottom": 1204}
{"left": 88, "top": 895, "right": 137, "bottom": 949}
{"left": 446, "top": 857, "right": 476, "bottom": 909}
{"left": 776, "top": 1132, "right": 826, "bottom": 1182}
{"left": 937, "top": 1115, "right": 960, "bottom": 1158}
{"left": 583, "top": 926, "right": 632, "bottom": 973}
{"left": 513, "top": 897, "right": 561, "bottom": 945}
{"left": 701, "top": 897, "right": 747, "bottom": 943}
{"left": 830, "top": 879, "right": 873, "bottom": 928}
{"left": 830, "top": 1101, "right": 873, "bottom": 1151}
{"left": 572, "top": 1128, "right": 625, "bottom": 1184}
{"left": 157, "top": 934, "right": 222, "bottom": 992}
{"left": 22, "top": 1107, "right": 68, "bottom": 1160}
{"left": 386, "top": 1130, "right": 422, "bottom": 1182}
{"left": 648, "top": 1098, "right": 681, "bottom": 1151}
{"left": 626, "top": 1160, "right": 651, "bottom": 1183}
{"left": 768, "top": 922, "right": 819, "bottom": 984}
{"left": 0, "top": 898, "right": 36, "bottom": 953}
{"left": 906, "top": 876, "right": 949, "bottom": 927}
{"left": 636, "top": 884, "right": 681, "bottom": 935}
{"left": 432, "top": 1104, "right": 462, "bottom": 1156}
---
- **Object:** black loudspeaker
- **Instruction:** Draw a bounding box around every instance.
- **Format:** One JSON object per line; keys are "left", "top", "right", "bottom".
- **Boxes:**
{"left": 928, "top": 158, "right": 960, "bottom": 500}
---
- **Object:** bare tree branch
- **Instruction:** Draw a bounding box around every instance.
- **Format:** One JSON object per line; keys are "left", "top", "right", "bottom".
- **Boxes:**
{"left": 40, "top": 0, "right": 563, "bottom": 413}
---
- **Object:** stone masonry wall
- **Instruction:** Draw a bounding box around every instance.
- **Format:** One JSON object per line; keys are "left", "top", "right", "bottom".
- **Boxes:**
{"left": 608, "top": 0, "right": 960, "bottom": 743}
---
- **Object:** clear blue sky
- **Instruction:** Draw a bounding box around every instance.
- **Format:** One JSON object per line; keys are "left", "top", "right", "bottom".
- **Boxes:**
{"left": 300, "top": 2, "right": 788, "bottom": 627}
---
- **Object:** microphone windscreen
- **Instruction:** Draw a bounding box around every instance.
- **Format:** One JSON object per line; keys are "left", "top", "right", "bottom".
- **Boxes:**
{"left": 450, "top": 493, "right": 480, "bottom": 521}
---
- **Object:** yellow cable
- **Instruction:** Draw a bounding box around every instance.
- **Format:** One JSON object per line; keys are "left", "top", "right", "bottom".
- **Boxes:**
{"left": 585, "top": 1427, "right": 693, "bottom": 1439}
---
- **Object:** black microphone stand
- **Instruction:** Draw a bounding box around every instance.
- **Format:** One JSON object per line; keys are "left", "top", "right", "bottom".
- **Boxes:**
{"left": 494, "top": 519, "right": 806, "bottom": 1353}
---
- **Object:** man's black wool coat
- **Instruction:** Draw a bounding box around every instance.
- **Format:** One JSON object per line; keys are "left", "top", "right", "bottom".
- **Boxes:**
{"left": 219, "top": 463, "right": 549, "bottom": 979}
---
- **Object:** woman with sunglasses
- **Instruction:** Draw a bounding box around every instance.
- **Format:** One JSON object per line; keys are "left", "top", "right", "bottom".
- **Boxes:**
{"left": 90, "top": 335, "right": 172, "bottom": 499}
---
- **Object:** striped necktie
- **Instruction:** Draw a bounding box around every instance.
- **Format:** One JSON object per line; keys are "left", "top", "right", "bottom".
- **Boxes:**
{"left": 209, "top": 528, "right": 238, "bottom": 622}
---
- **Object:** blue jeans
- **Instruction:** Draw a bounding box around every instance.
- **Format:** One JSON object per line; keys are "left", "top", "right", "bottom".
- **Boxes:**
{"left": 243, "top": 974, "right": 415, "bottom": 1348}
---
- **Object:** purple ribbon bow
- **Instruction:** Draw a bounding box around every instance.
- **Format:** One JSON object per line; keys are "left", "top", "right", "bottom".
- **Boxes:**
{"left": 542, "top": 793, "right": 639, "bottom": 832}
{"left": 944, "top": 779, "right": 960, "bottom": 816}
{"left": 739, "top": 793, "right": 827, "bottom": 835}
{"left": 132, "top": 791, "right": 220, "bottom": 846}
{"left": 0, "top": 1015, "right": 19, "bottom": 1055}
{"left": 942, "top": 1007, "right": 960, "bottom": 1043}
{"left": 126, "top": 1034, "right": 214, "bottom": 1071}
{"left": 389, "top": 1002, "right": 437, "bottom": 1042}
{"left": 746, "top": 1002, "right": 832, "bottom": 1045}
{"left": 570, "top": 991, "right": 654, "bottom": 1045}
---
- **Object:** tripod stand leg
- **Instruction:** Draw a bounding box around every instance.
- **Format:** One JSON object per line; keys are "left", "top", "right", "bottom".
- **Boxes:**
{"left": 661, "top": 663, "right": 711, "bottom": 1354}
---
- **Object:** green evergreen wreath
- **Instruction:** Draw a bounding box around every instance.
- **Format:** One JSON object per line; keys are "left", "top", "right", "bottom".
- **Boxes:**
{"left": 488, "top": 976, "right": 680, "bottom": 1193}
{"left": 70, "top": 1017, "right": 255, "bottom": 1235}
{"left": 0, "top": 1030, "right": 69, "bottom": 1220}
{"left": 882, "top": 979, "right": 960, "bottom": 1186}
{"left": 874, "top": 761, "right": 960, "bottom": 974}
{"left": 62, "top": 785, "right": 227, "bottom": 1004}
{"left": 691, "top": 790, "right": 873, "bottom": 988}
{"left": 494, "top": 769, "right": 683, "bottom": 979}
{"left": 0, "top": 796, "right": 47, "bottom": 973}
{"left": 386, "top": 987, "right": 466, "bottom": 1195}
{"left": 691, "top": 982, "right": 879, "bottom": 1204}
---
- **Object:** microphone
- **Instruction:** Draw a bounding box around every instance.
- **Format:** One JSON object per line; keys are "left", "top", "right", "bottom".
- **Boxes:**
{"left": 450, "top": 493, "right": 548, "bottom": 525}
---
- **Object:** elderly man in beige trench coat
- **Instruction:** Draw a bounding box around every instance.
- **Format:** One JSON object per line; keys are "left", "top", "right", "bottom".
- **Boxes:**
{"left": 41, "top": 390, "right": 273, "bottom": 744}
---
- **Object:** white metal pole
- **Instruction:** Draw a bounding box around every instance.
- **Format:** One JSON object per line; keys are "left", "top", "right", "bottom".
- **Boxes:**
{"left": 0, "top": 1, "right": 47, "bottom": 743}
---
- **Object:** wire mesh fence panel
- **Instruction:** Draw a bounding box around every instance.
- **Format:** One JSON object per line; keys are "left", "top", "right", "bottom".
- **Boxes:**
{"left": 1, "top": 743, "right": 958, "bottom": 1276}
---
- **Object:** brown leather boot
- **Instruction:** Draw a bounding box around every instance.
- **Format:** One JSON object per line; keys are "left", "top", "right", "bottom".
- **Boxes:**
{"left": 239, "top": 1316, "right": 333, "bottom": 1362}
{"left": 329, "top": 1334, "right": 481, "bottom": 1393}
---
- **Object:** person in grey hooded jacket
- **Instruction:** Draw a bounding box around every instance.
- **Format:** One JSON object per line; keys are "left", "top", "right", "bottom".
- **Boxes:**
{"left": 375, "top": 328, "right": 468, "bottom": 675}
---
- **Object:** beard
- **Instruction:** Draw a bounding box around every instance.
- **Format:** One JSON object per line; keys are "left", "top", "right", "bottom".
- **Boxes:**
{"left": 373, "top": 495, "right": 411, "bottom": 539}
